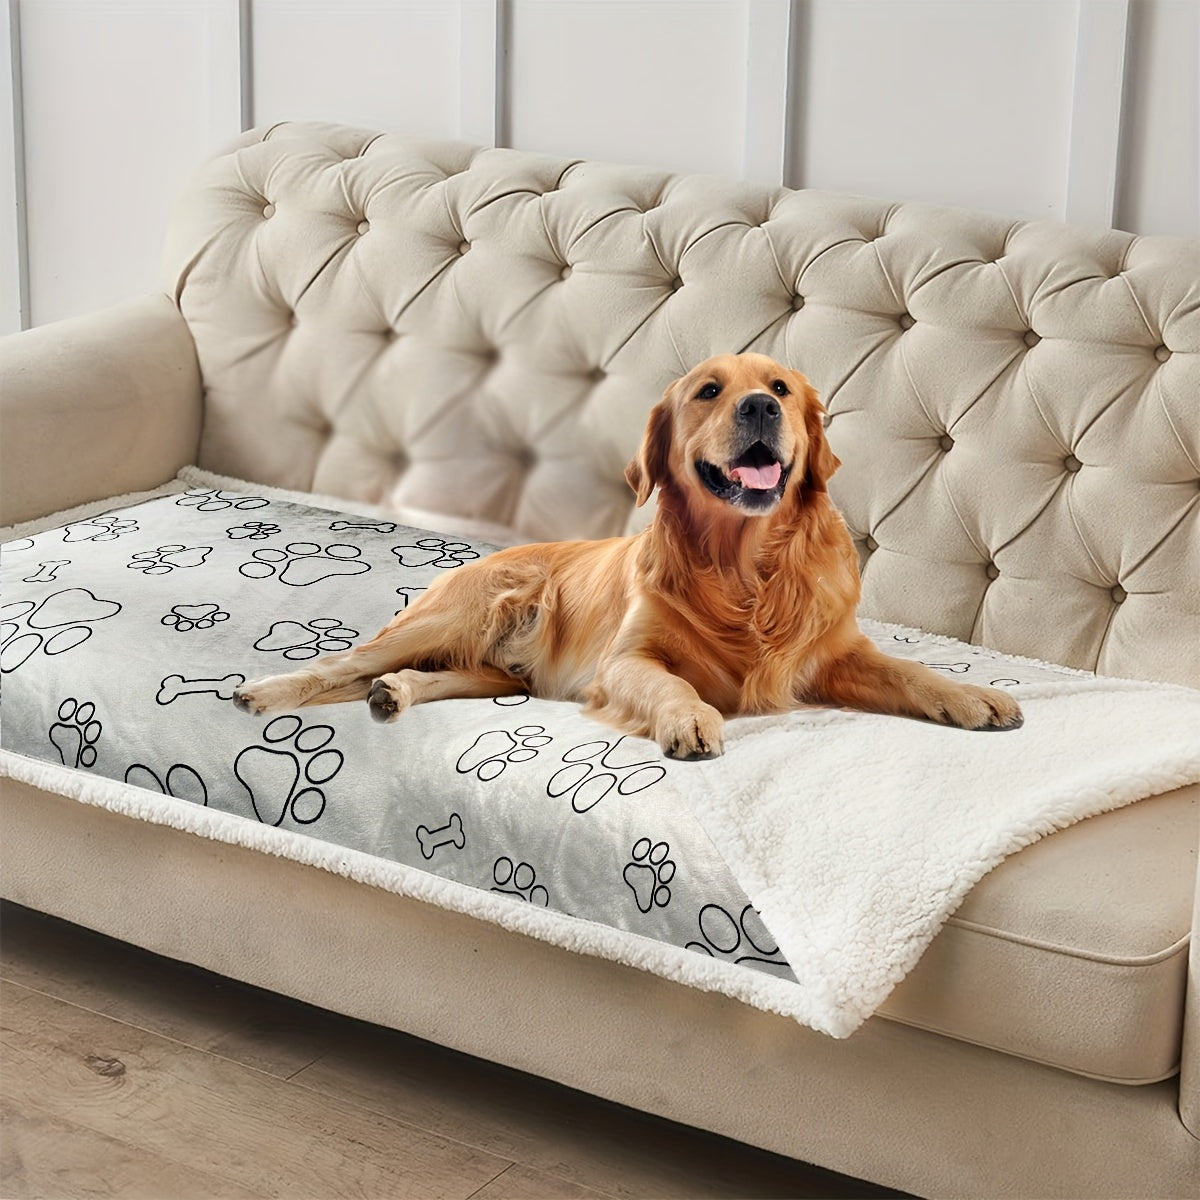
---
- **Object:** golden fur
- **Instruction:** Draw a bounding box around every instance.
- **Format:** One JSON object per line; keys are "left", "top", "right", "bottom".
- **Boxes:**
{"left": 235, "top": 353, "right": 1022, "bottom": 758}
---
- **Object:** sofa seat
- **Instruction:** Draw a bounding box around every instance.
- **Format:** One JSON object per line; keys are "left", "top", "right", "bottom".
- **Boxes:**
{"left": 3, "top": 473, "right": 1195, "bottom": 1089}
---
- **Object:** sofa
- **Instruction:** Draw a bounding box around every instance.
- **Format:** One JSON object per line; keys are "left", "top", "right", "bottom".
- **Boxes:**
{"left": 1, "top": 121, "right": 1198, "bottom": 1199}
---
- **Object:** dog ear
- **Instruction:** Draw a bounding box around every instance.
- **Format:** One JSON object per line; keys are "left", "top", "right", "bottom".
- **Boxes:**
{"left": 625, "top": 397, "right": 674, "bottom": 507}
{"left": 802, "top": 381, "right": 840, "bottom": 493}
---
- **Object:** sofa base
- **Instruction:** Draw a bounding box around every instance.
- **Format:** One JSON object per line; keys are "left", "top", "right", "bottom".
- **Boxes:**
{"left": 3, "top": 777, "right": 1197, "bottom": 1199}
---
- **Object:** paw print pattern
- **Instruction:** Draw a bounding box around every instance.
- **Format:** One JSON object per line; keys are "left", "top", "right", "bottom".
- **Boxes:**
{"left": 161, "top": 603, "right": 230, "bottom": 632}
{"left": 125, "top": 762, "right": 209, "bottom": 807}
{"left": 547, "top": 737, "right": 666, "bottom": 814}
{"left": 49, "top": 698, "right": 101, "bottom": 769}
{"left": 239, "top": 543, "right": 371, "bottom": 586}
{"left": 0, "top": 589, "right": 122, "bottom": 674}
{"left": 623, "top": 839, "right": 675, "bottom": 913}
{"left": 176, "top": 488, "right": 269, "bottom": 511}
{"left": 456, "top": 726, "right": 552, "bottom": 781}
{"left": 226, "top": 520, "right": 282, "bottom": 540}
{"left": 686, "top": 904, "right": 791, "bottom": 977}
{"left": 392, "top": 538, "right": 480, "bottom": 569}
{"left": 62, "top": 516, "right": 138, "bottom": 542}
{"left": 492, "top": 857, "right": 549, "bottom": 906}
{"left": 128, "top": 545, "right": 212, "bottom": 575}
{"left": 253, "top": 617, "right": 358, "bottom": 660}
{"left": 233, "top": 714, "right": 343, "bottom": 826}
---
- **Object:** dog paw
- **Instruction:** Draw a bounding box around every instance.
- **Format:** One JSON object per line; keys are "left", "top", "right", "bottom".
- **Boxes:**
{"left": 933, "top": 684, "right": 1023, "bottom": 731}
{"left": 368, "top": 673, "right": 412, "bottom": 723}
{"left": 656, "top": 705, "right": 725, "bottom": 760}
{"left": 233, "top": 674, "right": 305, "bottom": 715}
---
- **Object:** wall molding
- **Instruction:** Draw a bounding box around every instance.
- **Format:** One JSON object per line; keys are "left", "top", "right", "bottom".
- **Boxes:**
{"left": 742, "top": 0, "right": 794, "bottom": 186}
{"left": 1, "top": 0, "right": 28, "bottom": 333}
{"left": 459, "top": 0, "right": 505, "bottom": 147}
{"left": 1065, "top": 0, "right": 1130, "bottom": 227}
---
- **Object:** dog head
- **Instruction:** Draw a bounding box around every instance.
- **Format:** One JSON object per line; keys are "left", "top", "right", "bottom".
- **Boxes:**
{"left": 625, "top": 353, "right": 839, "bottom": 515}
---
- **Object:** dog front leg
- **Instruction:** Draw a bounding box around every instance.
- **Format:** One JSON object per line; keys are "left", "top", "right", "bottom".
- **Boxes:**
{"left": 587, "top": 654, "right": 725, "bottom": 760}
{"left": 814, "top": 637, "right": 1023, "bottom": 730}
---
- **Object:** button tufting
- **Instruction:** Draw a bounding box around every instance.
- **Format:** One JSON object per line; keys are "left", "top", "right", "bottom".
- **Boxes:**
{"left": 670, "top": 276, "right": 684, "bottom": 292}
{"left": 864, "top": 535, "right": 879, "bottom": 552}
{"left": 791, "top": 294, "right": 805, "bottom": 311}
{"left": 1154, "top": 345, "right": 1171, "bottom": 363}
{"left": 262, "top": 202, "right": 276, "bottom": 219}
{"left": 1023, "top": 330, "right": 1041, "bottom": 348}
{"left": 1111, "top": 584, "right": 1127, "bottom": 604}
{"left": 938, "top": 433, "right": 954, "bottom": 452}
{"left": 898, "top": 313, "right": 915, "bottom": 330}
{"left": 822, "top": 413, "right": 833, "bottom": 429}
{"left": 587, "top": 367, "right": 605, "bottom": 383}
{"left": 560, "top": 264, "right": 572, "bottom": 280}
{"left": 356, "top": 219, "right": 370, "bottom": 235}
{"left": 457, "top": 240, "right": 470, "bottom": 256}
{"left": 985, "top": 563, "right": 1000, "bottom": 581}
{"left": 1064, "top": 453, "right": 1082, "bottom": 473}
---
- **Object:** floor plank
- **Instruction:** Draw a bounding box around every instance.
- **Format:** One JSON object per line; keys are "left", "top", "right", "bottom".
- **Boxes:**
{"left": 0, "top": 901, "right": 326, "bottom": 1081}
{"left": 0, "top": 903, "right": 904, "bottom": 1200}
{"left": 0, "top": 1096, "right": 260, "bottom": 1200}
{"left": 1, "top": 978, "right": 511, "bottom": 1200}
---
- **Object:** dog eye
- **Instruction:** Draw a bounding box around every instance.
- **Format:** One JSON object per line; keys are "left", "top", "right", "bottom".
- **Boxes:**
{"left": 696, "top": 383, "right": 721, "bottom": 400}
{"left": 771, "top": 379, "right": 790, "bottom": 397}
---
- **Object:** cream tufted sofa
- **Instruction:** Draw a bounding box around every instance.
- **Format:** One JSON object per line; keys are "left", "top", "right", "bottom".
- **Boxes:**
{"left": 2, "top": 122, "right": 1198, "bottom": 1198}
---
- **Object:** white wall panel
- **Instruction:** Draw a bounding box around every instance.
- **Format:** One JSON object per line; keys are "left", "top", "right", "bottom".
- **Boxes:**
{"left": 507, "top": 0, "right": 749, "bottom": 176}
{"left": 19, "top": 0, "right": 241, "bottom": 326}
{"left": 251, "top": 0, "right": 459, "bottom": 136}
{"left": 3, "top": 0, "right": 1197, "bottom": 335}
{"left": 793, "top": 0, "right": 1078, "bottom": 220}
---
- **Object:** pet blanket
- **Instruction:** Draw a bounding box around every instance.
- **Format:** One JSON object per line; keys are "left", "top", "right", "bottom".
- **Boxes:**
{"left": 3, "top": 469, "right": 1199, "bottom": 1037}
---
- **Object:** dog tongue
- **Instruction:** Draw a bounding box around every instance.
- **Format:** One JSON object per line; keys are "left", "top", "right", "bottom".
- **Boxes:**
{"left": 729, "top": 461, "right": 781, "bottom": 490}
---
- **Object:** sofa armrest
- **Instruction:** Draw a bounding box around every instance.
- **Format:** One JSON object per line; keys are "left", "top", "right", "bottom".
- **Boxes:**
{"left": 1180, "top": 799, "right": 1200, "bottom": 1139}
{"left": 0, "top": 294, "right": 203, "bottom": 526}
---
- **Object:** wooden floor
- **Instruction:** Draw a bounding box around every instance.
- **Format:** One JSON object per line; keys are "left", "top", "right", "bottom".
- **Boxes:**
{"left": 0, "top": 901, "right": 904, "bottom": 1200}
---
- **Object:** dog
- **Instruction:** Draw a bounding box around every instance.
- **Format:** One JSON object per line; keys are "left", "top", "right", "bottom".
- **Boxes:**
{"left": 234, "top": 352, "right": 1022, "bottom": 758}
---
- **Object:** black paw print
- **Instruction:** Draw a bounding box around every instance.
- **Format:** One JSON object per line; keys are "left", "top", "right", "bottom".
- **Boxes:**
{"left": 0, "top": 588, "right": 122, "bottom": 674}
{"left": 233, "top": 715, "right": 343, "bottom": 825}
{"left": 49, "top": 698, "right": 101, "bottom": 768}
{"left": 161, "top": 602, "right": 230, "bottom": 632}
{"left": 623, "top": 838, "right": 675, "bottom": 912}
{"left": 226, "top": 520, "right": 282, "bottom": 540}
{"left": 176, "top": 487, "right": 269, "bottom": 511}
{"left": 239, "top": 542, "right": 370, "bottom": 586}
{"left": 392, "top": 538, "right": 480, "bottom": 569}
{"left": 128, "top": 545, "right": 212, "bottom": 575}
{"left": 125, "top": 761, "right": 209, "bottom": 806}
{"left": 686, "top": 904, "right": 791, "bottom": 977}
{"left": 492, "top": 857, "right": 549, "bottom": 906}
{"left": 547, "top": 737, "right": 666, "bottom": 813}
{"left": 253, "top": 617, "right": 358, "bottom": 660}
{"left": 456, "top": 726, "right": 551, "bottom": 781}
{"left": 61, "top": 516, "right": 138, "bottom": 542}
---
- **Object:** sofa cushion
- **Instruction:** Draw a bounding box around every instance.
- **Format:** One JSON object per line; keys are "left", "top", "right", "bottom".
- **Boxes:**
{"left": 1, "top": 475, "right": 1196, "bottom": 1082}
{"left": 162, "top": 123, "right": 1200, "bottom": 686}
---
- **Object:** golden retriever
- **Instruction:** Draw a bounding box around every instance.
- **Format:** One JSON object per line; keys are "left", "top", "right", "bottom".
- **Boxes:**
{"left": 234, "top": 353, "right": 1022, "bottom": 757}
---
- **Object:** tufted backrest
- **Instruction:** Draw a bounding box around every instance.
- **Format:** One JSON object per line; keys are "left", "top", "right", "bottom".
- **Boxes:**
{"left": 164, "top": 121, "right": 1199, "bottom": 686}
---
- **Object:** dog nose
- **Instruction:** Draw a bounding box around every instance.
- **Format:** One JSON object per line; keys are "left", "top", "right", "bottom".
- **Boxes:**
{"left": 735, "top": 392, "right": 781, "bottom": 433}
